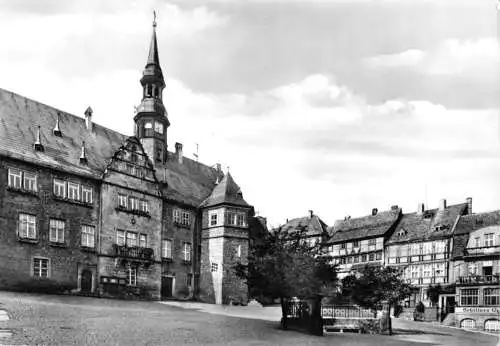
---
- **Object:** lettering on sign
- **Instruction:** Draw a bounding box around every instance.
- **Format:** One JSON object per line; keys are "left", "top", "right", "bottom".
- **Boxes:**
{"left": 455, "top": 307, "right": 500, "bottom": 314}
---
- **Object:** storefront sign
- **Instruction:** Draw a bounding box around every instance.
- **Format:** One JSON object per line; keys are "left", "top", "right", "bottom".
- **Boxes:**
{"left": 455, "top": 307, "right": 500, "bottom": 314}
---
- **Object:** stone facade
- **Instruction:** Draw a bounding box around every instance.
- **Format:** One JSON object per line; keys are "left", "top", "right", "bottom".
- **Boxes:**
{"left": 199, "top": 205, "right": 250, "bottom": 304}
{"left": 0, "top": 157, "right": 99, "bottom": 293}
{"left": 0, "top": 18, "right": 254, "bottom": 304}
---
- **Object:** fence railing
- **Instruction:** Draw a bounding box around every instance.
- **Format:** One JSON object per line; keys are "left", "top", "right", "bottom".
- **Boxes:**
{"left": 321, "top": 305, "right": 377, "bottom": 319}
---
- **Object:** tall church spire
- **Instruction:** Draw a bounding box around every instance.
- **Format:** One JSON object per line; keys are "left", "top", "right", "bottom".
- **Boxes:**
{"left": 134, "top": 12, "right": 170, "bottom": 165}
{"left": 146, "top": 11, "right": 161, "bottom": 68}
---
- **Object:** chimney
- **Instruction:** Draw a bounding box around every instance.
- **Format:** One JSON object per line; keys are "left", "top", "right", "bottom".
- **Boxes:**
{"left": 417, "top": 203, "right": 425, "bottom": 215}
{"left": 466, "top": 197, "right": 473, "bottom": 215}
{"left": 372, "top": 208, "right": 378, "bottom": 216}
{"left": 33, "top": 125, "right": 44, "bottom": 152}
{"left": 85, "top": 106, "right": 93, "bottom": 131}
{"left": 439, "top": 199, "right": 447, "bottom": 212}
{"left": 309, "top": 210, "right": 314, "bottom": 218}
{"left": 175, "top": 142, "right": 183, "bottom": 164}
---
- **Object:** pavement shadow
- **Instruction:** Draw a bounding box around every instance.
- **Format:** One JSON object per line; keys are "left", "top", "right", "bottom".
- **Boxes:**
{"left": 393, "top": 328, "right": 451, "bottom": 336}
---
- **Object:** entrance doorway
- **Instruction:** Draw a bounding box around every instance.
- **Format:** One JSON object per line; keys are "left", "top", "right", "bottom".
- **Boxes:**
{"left": 80, "top": 270, "right": 93, "bottom": 293}
{"left": 162, "top": 277, "right": 174, "bottom": 298}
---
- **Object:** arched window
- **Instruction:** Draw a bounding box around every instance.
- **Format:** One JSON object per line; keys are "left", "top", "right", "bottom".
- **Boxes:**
{"left": 147, "top": 85, "right": 153, "bottom": 97}
{"left": 485, "top": 319, "right": 500, "bottom": 332}
{"left": 460, "top": 319, "right": 476, "bottom": 329}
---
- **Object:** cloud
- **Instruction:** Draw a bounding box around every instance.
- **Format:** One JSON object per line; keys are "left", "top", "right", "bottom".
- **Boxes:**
{"left": 364, "top": 38, "right": 500, "bottom": 76}
{"left": 364, "top": 49, "right": 427, "bottom": 68}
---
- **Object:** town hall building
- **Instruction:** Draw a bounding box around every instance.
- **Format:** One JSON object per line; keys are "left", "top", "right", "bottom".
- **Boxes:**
{"left": 0, "top": 18, "right": 253, "bottom": 304}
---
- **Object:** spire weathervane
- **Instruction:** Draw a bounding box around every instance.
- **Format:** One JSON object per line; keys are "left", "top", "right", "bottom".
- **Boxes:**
{"left": 153, "top": 10, "right": 157, "bottom": 29}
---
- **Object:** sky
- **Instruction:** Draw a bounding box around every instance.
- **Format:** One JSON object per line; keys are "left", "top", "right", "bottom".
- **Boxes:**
{"left": 1, "top": 0, "right": 499, "bottom": 227}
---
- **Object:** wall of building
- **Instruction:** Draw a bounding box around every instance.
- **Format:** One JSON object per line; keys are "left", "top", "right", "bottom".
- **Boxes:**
{"left": 99, "top": 156, "right": 163, "bottom": 299}
{"left": 0, "top": 157, "right": 99, "bottom": 292}
{"left": 161, "top": 203, "right": 196, "bottom": 299}
{"left": 199, "top": 206, "right": 249, "bottom": 304}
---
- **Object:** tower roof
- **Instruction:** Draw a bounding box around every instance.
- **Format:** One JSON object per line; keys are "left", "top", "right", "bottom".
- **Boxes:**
{"left": 141, "top": 13, "right": 164, "bottom": 86}
{"left": 200, "top": 172, "right": 251, "bottom": 208}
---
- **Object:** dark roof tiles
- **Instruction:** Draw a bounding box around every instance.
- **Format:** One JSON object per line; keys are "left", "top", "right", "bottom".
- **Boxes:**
{"left": 0, "top": 88, "right": 246, "bottom": 208}
{"left": 279, "top": 214, "right": 329, "bottom": 237}
{"left": 386, "top": 203, "right": 468, "bottom": 245}
{"left": 452, "top": 210, "right": 500, "bottom": 259}
{"left": 199, "top": 172, "right": 250, "bottom": 208}
{"left": 328, "top": 208, "right": 402, "bottom": 243}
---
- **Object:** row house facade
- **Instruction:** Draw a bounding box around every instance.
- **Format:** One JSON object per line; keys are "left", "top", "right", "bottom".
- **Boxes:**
{"left": 451, "top": 211, "right": 500, "bottom": 332}
{"left": 385, "top": 199, "right": 471, "bottom": 308}
{"left": 325, "top": 206, "right": 402, "bottom": 279}
{"left": 0, "top": 19, "right": 253, "bottom": 304}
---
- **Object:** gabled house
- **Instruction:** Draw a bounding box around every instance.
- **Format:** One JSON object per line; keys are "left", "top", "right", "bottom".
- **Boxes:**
{"left": 278, "top": 211, "right": 329, "bottom": 247}
{"left": 451, "top": 210, "right": 500, "bottom": 332}
{"left": 325, "top": 206, "right": 402, "bottom": 280}
{"left": 385, "top": 198, "right": 471, "bottom": 308}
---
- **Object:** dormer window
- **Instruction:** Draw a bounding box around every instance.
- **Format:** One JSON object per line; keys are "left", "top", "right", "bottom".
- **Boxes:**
{"left": 397, "top": 229, "right": 407, "bottom": 237}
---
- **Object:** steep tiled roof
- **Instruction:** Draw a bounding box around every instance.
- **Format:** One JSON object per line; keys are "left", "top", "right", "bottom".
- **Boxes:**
{"left": 199, "top": 172, "right": 250, "bottom": 208}
{"left": 279, "top": 214, "right": 328, "bottom": 238}
{"left": 0, "top": 88, "right": 236, "bottom": 208}
{"left": 386, "top": 203, "right": 468, "bottom": 245}
{"left": 328, "top": 208, "right": 402, "bottom": 243}
{"left": 0, "top": 88, "right": 126, "bottom": 179}
{"left": 452, "top": 210, "right": 500, "bottom": 259}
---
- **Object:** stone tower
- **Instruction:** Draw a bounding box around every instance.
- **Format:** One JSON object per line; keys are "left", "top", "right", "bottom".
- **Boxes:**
{"left": 199, "top": 173, "right": 252, "bottom": 304}
{"left": 134, "top": 15, "right": 170, "bottom": 165}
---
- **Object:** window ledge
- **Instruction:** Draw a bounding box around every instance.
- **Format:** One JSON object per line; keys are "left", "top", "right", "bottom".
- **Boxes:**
{"left": 182, "top": 260, "right": 192, "bottom": 265}
{"left": 7, "top": 186, "right": 39, "bottom": 197}
{"left": 49, "top": 242, "right": 67, "bottom": 248}
{"left": 174, "top": 222, "right": 191, "bottom": 229}
{"left": 162, "top": 257, "right": 173, "bottom": 263}
{"left": 115, "top": 206, "right": 151, "bottom": 218}
{"left": 53, "top": 195, "right": 93, "bottom": 208}
{"left": 18, "top": 237, "right": 38, "bottom": 244}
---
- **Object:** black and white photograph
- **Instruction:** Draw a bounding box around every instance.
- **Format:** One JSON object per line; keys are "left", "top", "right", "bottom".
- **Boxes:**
{"left": 0, "top": 0, "right": 499, "bottom": 345}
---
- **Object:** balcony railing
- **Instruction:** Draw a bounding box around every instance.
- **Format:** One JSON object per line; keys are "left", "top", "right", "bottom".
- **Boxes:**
{"left": 457, "top": 275, "right": 500, "bottom": 286}
{"left": 464, "top": 245, "right": 500, "bottom": 257}
{"left": 112, "top": 244, "right": 154, "bottom": 262}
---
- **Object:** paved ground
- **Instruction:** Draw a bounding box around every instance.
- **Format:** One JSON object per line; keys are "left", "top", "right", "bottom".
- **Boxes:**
{"left": 0, "top": 291, "right": 497, "bottom": 346}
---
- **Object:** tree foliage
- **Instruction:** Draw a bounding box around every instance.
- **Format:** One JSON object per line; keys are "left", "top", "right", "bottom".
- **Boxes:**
{"left": 341, "top": 265, "right": 413, "bottom": 311}
{"left": 341, "top": 265, "right": 414, "bottom": 335}
{"left": 426, "top": 284, "right": 442, "bottom": 307}
{"left": 235, "top": 225, "right": 338, "bottom": 301}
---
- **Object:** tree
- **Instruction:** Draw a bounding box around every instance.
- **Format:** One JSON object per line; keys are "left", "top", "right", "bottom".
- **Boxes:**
{"left": 426, "top": 284, "right": 442, "bottom": 307}
{"left": 341, "top": 265, "right": 414, "bottom": 335}
{"left": 235, "top": 226, "right": 337, "bottom": 334}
